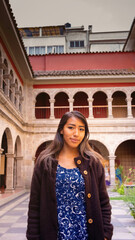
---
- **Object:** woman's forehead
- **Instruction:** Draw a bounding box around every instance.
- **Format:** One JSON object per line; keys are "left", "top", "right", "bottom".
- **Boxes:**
{"left": 66, "top": 116, "right": 85, "bottom": 126}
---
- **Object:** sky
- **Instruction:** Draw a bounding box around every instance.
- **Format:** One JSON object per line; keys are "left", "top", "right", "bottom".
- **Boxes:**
{"left": 9, "top": 0, "right": 135, "bottom": 32}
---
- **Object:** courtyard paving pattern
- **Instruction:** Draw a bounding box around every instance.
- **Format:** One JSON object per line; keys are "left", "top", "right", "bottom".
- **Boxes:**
{"left": 0, "top": 190, "right": 135, "bottom": 240}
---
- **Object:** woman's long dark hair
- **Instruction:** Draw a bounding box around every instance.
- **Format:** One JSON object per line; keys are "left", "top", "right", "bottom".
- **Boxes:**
{"left": 38, "top": 111, "right": 103, "bottom": 170}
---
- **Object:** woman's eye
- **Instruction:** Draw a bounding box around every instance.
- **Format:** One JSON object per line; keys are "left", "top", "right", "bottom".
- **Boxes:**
{"left": 80, "top": 128, "right": 85, "bottom": 131}
{"left": 68, "top": 126, "right": 74, "bottom": 129}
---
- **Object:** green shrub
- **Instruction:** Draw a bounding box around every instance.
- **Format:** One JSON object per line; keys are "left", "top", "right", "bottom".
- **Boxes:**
{"left": 117, "top": 183, "right": 125, "bottom": 195}
{"left": 124, "top": 187, "right": 135, "bottom": 218}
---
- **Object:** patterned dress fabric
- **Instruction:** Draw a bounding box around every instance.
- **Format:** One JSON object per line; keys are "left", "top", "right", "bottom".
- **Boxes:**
{"left": 56, "top": 164, "right": 88, "bottom": 240}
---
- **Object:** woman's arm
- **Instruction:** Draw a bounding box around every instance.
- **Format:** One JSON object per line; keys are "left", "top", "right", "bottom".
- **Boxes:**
{"left": 98, "top": 162, "right": 113, "bottom": 240}
{"left": 26, "top": 160, "right": 42, "bottom": 240}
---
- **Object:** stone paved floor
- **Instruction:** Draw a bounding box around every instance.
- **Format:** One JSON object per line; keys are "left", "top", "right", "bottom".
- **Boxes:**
{"left": 0, "top": 190, "right": 134, "bottom": 239}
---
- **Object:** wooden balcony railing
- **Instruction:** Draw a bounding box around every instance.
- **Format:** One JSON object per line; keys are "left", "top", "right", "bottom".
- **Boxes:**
{"left": 35, "top": 105, "right": 135, "bottom": 119}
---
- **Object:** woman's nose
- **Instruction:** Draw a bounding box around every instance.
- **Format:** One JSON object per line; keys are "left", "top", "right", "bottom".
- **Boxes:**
{"left": 73, "top": 128, "right": 79, "bottom": 136}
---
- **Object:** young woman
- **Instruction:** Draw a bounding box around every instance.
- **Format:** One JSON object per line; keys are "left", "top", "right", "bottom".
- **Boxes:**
{"left": 26, "top": 111, "right": 113, "bottom": 240}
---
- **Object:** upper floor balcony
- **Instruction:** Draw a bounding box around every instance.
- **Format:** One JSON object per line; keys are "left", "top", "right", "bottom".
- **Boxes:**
{"left": 34, "top": 91, "right": 135, "bottom": 120}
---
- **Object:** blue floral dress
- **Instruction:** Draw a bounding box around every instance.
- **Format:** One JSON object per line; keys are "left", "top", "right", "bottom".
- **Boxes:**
{"left": 56, "top": 164, "right": 88, "bottom": 240}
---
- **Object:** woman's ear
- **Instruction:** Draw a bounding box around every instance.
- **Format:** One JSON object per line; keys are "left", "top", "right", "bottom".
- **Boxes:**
{"left": 60, "top": 129, "right": 63, "bottom": 134}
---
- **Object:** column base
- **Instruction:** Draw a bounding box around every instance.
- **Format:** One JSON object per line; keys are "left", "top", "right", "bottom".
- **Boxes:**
{"left": 5, "top": 188, "right": 15, "bottom": 193}
{"left": 50, "top": 116, "right": 55, "bottom": 120}
{"left": 88, "top": 116, "right": 94, "bottom": 120}
{"left": 108, "top": 115, "right": 113, "bottom": 119}
{"left": 15, "top": 185, "right": 24, "bottom": 189}
{"left": 127, "top": 115, "right": 133, "bottom": 119}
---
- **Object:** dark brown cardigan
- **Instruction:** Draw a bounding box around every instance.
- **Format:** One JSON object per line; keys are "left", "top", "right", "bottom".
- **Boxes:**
{"left": 26, "top": 156, "right": 113, "bottom": 240}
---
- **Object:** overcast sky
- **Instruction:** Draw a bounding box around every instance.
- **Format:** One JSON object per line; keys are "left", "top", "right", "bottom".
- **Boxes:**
{"left": 9, "top": 0, "right": 135, "bottom": 32}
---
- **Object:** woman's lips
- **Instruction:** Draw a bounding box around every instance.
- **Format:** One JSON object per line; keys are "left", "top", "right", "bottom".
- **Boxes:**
{"left": 70, "top": 138, "right": 79, "bottom": 143}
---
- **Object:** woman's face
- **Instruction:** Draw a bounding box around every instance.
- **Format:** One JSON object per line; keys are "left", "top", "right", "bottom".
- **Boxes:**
{"left": 60, "top": 116, "right": 85, "bottom": 149}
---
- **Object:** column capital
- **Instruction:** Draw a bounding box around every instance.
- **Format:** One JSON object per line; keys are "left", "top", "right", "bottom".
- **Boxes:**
{"left": 0, "top": 148, "right": 4, "bottom": 154}
{"left": 3, "top": 74, "right": 10, "bottom": 79}
{"left": 126, "top": 97, "right": 132, "bottom": 102}
{"left": 109, "top": 155, "right": 116, "bottom": 160}
{"left": 32, "top": 157, "right": 36, "bottom": 162}
{"left": 15, "top": 156, "right": 23, "bottom": 161}
{"left": 49, "top": 99, "right": 55, "bottom": 103}
{"left": 6, "top": 153, "right": 15, "bottom": 158}
{"left": 87, "top": 98, "right": 94, "bottom": 102}
{"left": 107, "top": 97, "right": 113, "bottom": 102}
{"left": 20, "top": 96, "right": 24, "bottom": 102}
{"left": 68, "top": 98, "right": 74, "bottom": 103}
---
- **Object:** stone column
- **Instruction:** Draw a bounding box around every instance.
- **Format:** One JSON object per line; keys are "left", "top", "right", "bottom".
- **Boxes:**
{"left": 49, "top": 99, "right": 55, "bottom": 119}
{"left": 0, "top": 149, "right": 4, "bottom": 193}
{"left": 3, "top": 74, "right": 10, "bottom": 96}
{"left": 19, "top": 96, "right": 24, "bottom": 113}
{"left": 15, "top": 156, "right": 24, "bottom": 189}
{"left": 0, "top": 148, "right": 4, "bottom": 167}
{"left": 126, "top": 97, "right": 133, "bottom": 118}
{"left": 88, "top": 98, "right": 94, "bottom": 119}
{"left": 10, "top": 83, "right": 15, "bottom": 103}
{"left": 0, "top": 148, "right": 4, "bottom": 194}
{"left": 107, "top": 98, "right": 113, "bottom": 118}
{"left": 15, "top": 91, "right": 20, "bottom": 110}
{"left": 0, "top": 69, "right": 3, "bottom": 90}
{"left": 5, "top": 153, "right": 15, "bottom": 192}
{"left": 109, "top": 155, "right": 116, "bottom": 186}
{"left": 68, "top": 98, "right": 74, "bottom": 112}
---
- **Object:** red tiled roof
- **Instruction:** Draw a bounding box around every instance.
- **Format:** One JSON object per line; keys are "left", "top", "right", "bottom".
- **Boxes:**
{"left": 34, "top": 69, "right": 135, "bottom": 77}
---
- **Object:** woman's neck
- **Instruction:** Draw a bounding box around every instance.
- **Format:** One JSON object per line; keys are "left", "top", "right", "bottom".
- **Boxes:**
{"left": 58, "top": 146, "right": 79, "bottom": 169}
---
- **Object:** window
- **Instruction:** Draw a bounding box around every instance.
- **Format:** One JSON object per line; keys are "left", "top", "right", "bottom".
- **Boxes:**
{"left": 35, "top": 46, "right": 45, "bottom": 55}
{"left": 47, "top": 46, "right": 52, "bottom": 54}
{"left": 59, "top": 46, "right": 64, "bottom": 54}
{"left": 80, "top": 41, "right": 84, "bottom": 47}
{"left": 70, "top": 40, "right": 84, "bottom": 48}
{"left": 75, "top": 41, "right": 79, "bottom": 47}
{"left": 29, "top": 47, "right": 34, "bottom": 55}
{"left": 47, "top": 45, "right": 64, "bottom": 54}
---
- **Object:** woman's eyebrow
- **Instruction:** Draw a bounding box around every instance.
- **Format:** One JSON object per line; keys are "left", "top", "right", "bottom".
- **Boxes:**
{"left": 68, "top": 123, "right": 85, "bottom": 128}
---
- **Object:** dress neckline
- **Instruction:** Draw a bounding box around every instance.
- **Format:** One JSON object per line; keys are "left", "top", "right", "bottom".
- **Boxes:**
{"left": 57, "top": 164, "right": 78, "bottom": 171}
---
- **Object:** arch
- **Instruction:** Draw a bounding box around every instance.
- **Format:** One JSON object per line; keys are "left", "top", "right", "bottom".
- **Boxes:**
{"left": 15, "top": 79, "right": 18, "bottom": 91}
{"left": 35, "top": 90, "right": 51, "bottom": 99}
{"left": 35, "top": 140, "right": 52, "bottom": 162}
{"left": 14, "top": 135, "right": 22, "bottom": 157}
{"left": 35, "top": 92, "right": 50, "bottom": 119}
{"left": 89, "top": 140, "right": 109, "bottom": 160}
{"left": 3, "top": 59, "right": 8, "bottom": 70}
{"left": 73, "top": 91, "right": 89, "bottom": 118}
{"left": 131, "top": 91, "right": 135, "bottom": 117}
{"left": 9, "top": 70, "right": 14, "bottom": 102}
{"left": 19, "top": 86, "right": 23, "bottom": 112}
{"left": 1, "top": 128, "right": 13, "bottom": 153}
{"left": 115, "top": 140, "right": 135, "bottom": 176}
{"left": 54, "top": 92, "right": 69, "bottom": 118}
{"left": 0, "top": 131, "right": 7, "bottom": 192}
{"left": 10, "top": 69, "right": 14, "bottom": 78}
{"left": 3, "top": 59, "right": 8, "bottom": 94}
{"left": 19, "top": 86, "right": 22, "bottom": 95}
{"left": 89, "top": 140, "right": 110, "bottom": 185}
{"left": 53, "top": 89, "right": 70, "bottom": 99}
{"left": 0, "top": 128, "right": 13, "bottom": 192}
{"left": 92, "top": 91, "right": 108, "bottom": 118}
{"left": 14, "top": 79, "right": 19, "bottom": 106}
{"left": 14, "top": 136, "right": 22, "bottom": 188}
{"left": 112, "top": 91, "right": 127, "bottom": 118}
{"left": 111, "top": 88, "right": 127, "bottom": 98}
{"left": 92, "top": 89, "right": 108, "bottom": 98}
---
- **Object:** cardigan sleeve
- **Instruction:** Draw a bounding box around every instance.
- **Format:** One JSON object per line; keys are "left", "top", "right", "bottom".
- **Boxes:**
{"left": 97, "top": 161, "right": 113, "bottom": 240}
{"left": 26, "top": 160, "right": 43, "bottom": 240}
